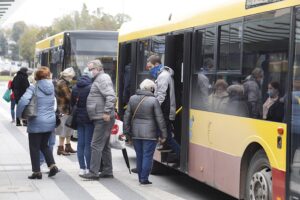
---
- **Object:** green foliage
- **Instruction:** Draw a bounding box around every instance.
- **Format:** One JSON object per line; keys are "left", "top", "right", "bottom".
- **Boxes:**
{"left": 0, "top": 31, "right": 8, "bottom": 56}
{"left": 19, "top": 27, "right": 39, "bottom": 64}
{"left": 11, "top": 21, "right": 27, "bottom": 42}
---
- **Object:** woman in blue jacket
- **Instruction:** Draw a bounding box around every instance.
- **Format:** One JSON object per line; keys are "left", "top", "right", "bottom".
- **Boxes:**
{"left": 17, "top": 67, "right": 58, "bottom": 179}
{"left": 71, "top": 69, "right": 94, "bottom": 176}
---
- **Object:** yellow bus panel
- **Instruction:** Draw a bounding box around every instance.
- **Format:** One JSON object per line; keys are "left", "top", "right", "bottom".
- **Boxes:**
{"left": 190, "top": 109, "right": 287, "bottom": 171}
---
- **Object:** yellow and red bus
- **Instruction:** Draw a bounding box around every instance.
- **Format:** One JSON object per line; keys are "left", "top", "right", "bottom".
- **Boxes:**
{"left": 117, "top": 0, "right": 300, "bottom": 199}
{"left": 35, "top": 30, "right": 118, "bottom": 82}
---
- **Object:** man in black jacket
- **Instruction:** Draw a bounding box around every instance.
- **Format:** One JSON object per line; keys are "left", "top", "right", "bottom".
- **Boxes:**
{"left": 12, "top": 67, "right": 30, "bottom": 126}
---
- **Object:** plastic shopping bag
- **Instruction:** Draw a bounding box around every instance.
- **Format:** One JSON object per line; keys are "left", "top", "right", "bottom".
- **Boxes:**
{"left": 110, "top": 119, "right": 126, "bottom": 150}
{"left": 2, "top": 89, "right": 11, "bottom": 102}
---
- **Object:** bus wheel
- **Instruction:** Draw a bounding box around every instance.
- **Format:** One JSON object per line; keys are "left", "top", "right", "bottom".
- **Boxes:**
{"left": 246, "top": 149, "right": 272, "bottom": 200}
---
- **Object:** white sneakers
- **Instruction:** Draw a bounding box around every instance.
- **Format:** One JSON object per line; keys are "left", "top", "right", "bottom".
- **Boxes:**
{"left": 78, "top": 169, "right": 89, "bottom": 176}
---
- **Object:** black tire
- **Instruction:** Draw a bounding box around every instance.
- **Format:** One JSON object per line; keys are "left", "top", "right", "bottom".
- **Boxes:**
{"left": 245, "top": 149, "right": 272, "bottom": 200}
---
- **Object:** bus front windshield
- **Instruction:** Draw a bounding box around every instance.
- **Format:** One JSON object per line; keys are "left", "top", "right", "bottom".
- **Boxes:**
{"left": 64, "top": 33, "right": 118, "bottom": 83}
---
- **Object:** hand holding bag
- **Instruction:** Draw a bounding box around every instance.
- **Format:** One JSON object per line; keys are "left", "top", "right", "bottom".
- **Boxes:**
{"left": 22, "top": 86, "right": 37, "bottom": 119}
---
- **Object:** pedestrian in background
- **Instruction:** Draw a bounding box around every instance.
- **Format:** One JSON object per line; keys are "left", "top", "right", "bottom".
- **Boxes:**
{"left": 12, "top": 67, "right": 29, "bottom": 126}
{"left": 81, "top": 59, "right": 116, "bottom": 180}
{"left": 55, "top": 67, "right": 76, "bottom": 156}
{"left": 7, "top": 79, "right": 15, "bottom": 123}
{"left": 71, "top": 68, "right": 94, "bottom": 176}
{"left": 16, "top": 67, "right": 58, "bottom": 179}
{"left": 124, "top": 79, "right": 167, "bottom": 185}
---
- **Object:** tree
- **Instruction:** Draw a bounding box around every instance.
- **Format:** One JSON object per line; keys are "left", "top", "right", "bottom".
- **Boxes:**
{"left": 0, "top": 31, "right": 8, "bottom": 56}
{"left": 19, "top": 27, "right": 39, "bottom": 67}
{"left": 114, "top": 13, "right": 131, "bottom": 28}
{"left": 11, "top": 21, "right": 27, "bottom": 42}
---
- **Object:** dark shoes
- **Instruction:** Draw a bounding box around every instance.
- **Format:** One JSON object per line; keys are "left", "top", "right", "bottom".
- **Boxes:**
{"left": 80, "top": 172, "right": 99, "bottom": 180}
{"left": 140, "top": 180, "right": 152, "bottom": 185}
{"left": 65, "top": 143, "right": 77, "bottom": 153}
{"left": 131, "top": 168, "right": 138, "bottom": 173}
{"left": 57, "top": 146, "right": 70, "bottom": 156}
{"left": 48, "top": 166, "right": 59, "bottom": 177}
{"left": 99, "top": 173, "right": 114, "bottom": 178}
{"left": 28, "top": 172, "right": 42, "bottom": 179}
{"left": 16, "top": 123, "right": 22, "bottom": 126}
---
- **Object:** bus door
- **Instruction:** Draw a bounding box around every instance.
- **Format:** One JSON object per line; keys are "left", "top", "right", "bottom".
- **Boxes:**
{"left": 117, "top": 42, "right": 137, "bottom": 119}
{"left": 164, "top": 32, "right": 192, "bottom": 172}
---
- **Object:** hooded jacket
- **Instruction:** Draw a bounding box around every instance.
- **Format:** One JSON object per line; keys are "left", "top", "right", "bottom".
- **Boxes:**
{"left": 155, "top": 66, "right": 176, "bottom": 121}
{"left": 12, "top": 70, "right": 29, "bottom": 103}
{"left": 16, "top": 79, "right": 56, "bottom": 133}
{"left": 123, "top": 90, "right": 167, "bottom": 140}
{"left": 71, "top": 75, "right": 93, "bottom": 124}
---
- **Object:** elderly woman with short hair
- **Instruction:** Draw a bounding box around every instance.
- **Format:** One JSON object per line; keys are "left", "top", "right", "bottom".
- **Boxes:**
{"left": 124, "top": 79, "right": 167, "bottom": 185}
{"left": 16, "top": 67, "right": 58, "bottom": 179}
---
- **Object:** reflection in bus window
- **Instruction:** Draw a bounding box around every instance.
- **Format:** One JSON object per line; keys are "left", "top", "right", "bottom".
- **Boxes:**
{"left": 219, "top": 22, "right": 242, "bottom": 71}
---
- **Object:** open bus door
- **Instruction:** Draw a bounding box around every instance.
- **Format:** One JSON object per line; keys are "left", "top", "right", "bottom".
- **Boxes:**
{"left": 157, "top": 31, "right": 192, "bottom": 172}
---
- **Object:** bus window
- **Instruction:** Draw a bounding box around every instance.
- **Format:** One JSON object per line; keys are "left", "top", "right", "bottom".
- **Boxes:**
{"left": 219, "top": 22, "right": 242, "bottom": 71}
{"left": 242, "top": 8, "right": 290, "bottom": 120}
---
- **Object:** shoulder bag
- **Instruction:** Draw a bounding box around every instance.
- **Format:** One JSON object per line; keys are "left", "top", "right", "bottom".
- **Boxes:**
{"left": 65, "top": 91, "right": 80, "bottom": 130}
{"left": 22, "top": 86, "right": 38, "bottom": 119}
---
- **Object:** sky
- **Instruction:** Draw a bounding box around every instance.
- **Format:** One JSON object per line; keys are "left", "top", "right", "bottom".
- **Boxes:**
{"left": 1, "top": 0, "right": 234, "bottom": 28}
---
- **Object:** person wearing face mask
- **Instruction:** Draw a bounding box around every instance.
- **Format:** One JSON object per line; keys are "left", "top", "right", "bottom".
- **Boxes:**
{"left": 146, "top": 55, "right": 180, "bottom": 166}
{"left": 55, "top": 67, "right": 76, "bottom": 156}
{"left": 243, "top": 67, "right": 264, "bottom": 119}
{"left": 262, "top": 81, "right": 284, "bottom": 122}
{"left": 71, "top": 68, "right": 94, "bottom": 176}
{"left": 81, "top": 59, "right": 116, "bottom": 180}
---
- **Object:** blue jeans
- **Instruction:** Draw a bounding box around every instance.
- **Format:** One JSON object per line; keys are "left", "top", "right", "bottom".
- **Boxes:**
{"left": 166, "top": 120, "right": 180, "bottom": 159}
{"left": 40, "top": 131, "right": 56, "bottom": 165}
{"left": 10, "top": 99, "right": 15, "bottom": 121}
{"left": 133, "top": 139, "right": 157, "bottom": 183}
{"left": 77, "top": 123, "right": 94, "bottom": 170}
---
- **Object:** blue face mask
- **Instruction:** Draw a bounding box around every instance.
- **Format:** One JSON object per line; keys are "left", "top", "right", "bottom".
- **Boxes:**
{"left": 149, "top": 64, "right": 162, "bottom": 79}
{"left": 267, "top": 89, "right": 276, "bottom": 97}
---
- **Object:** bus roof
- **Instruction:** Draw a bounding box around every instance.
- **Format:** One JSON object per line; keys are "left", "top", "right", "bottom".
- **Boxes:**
{"left": 119, "top": 0, "right": 298, "bottom": 42}
{"left": 35, "top": 30, "right": 118, "bottom": 52}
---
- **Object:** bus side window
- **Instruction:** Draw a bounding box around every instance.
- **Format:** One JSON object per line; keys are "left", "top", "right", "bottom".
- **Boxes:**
{"left": 242, "top": 8, "right": 290, "bottom": 121}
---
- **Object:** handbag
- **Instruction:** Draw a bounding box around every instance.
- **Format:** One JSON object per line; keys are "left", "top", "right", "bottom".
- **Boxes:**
{"left": 65, "top": 105, "right": 78, "bottom": 130}
{"left": 65, "top": 91, "right": 80, "bottom": 130}
{"left": 22, "top": 86, "right": 38, "bottom": 119}
{"left": 2, "top": 89, "right": 11, "bottom": 102}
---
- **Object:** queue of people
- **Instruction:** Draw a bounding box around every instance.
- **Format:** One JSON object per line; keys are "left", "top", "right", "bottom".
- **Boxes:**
{"left": 6, "top": 53, "right": 285, "bottom": 185}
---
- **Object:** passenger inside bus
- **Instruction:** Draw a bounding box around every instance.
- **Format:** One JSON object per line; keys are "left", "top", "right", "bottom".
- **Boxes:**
{"left": 208, "top": 79, "right": 229, "bottom": 113}
{"left": 262, "top": 81, "right": 284, "bottom": 122}
{"left": 226, "top": 84, "right": 249, "bottom": 117}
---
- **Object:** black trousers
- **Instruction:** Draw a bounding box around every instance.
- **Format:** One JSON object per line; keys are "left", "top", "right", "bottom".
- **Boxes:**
{"left": 28, "top": 132, "right": 55, "bottom": 172}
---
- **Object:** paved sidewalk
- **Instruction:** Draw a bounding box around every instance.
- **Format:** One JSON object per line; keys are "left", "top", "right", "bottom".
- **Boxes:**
{"left": 0, "top": 82, "right": 186, "bottom": 200}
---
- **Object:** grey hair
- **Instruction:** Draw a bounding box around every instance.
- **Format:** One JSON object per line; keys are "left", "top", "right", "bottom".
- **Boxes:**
{"left": 227, "top": 84, "right": 244, "bottom": 96}
{"left": 251, "top": 67, "right": 264, "bottom": 79}
{"left": 140, "top": 79, "right": 155, "bottom": 91}
{"left": 88, "top": 59, "right": 103, "bottom": 69}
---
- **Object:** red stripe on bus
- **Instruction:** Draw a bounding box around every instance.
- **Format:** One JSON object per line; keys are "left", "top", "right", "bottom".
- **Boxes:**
{"left": 272, "top": 168, "right": 285, "bottom": 200}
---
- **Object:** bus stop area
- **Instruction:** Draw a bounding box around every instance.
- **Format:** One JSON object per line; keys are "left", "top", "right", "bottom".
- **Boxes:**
{"left": 0, "top": 82, "right": 188, "bottom": 200}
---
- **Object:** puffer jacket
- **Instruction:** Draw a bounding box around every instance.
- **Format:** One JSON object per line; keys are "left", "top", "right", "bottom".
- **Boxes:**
{"left": 87, "top": 71, "right": 116, "bottom": 120}
{"left": 123, "top": 90, "right": 167, "bottom": 140}
{"left": 71, "top": 75, "right": 93, "bottom": 124}
{"left": 155, "top": 66, "right": 176, "bottom": 120}
{"left": 16, "top": 80, "right": 56, "bottom": 133}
